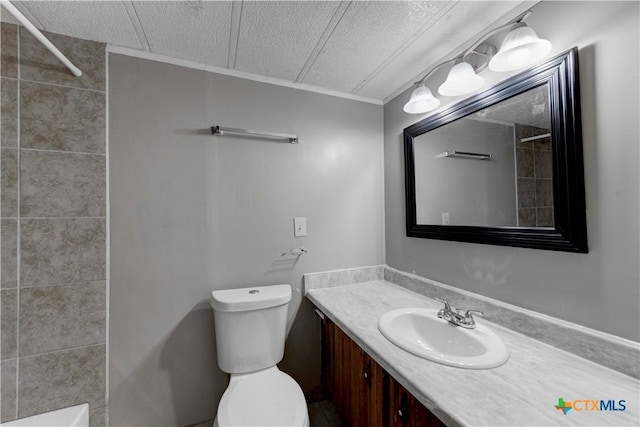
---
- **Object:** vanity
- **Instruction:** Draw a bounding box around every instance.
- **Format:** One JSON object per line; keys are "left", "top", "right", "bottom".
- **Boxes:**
{"left": 320, "top": 311, "right": 443, "bottom": 426}
{"left": 304, "top": 267, "right": 640, "bottom": 427}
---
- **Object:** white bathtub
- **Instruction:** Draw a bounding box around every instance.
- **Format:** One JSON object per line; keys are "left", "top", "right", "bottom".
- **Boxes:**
{"left": 1, "top": 403, "right": 89, "bottom": 427}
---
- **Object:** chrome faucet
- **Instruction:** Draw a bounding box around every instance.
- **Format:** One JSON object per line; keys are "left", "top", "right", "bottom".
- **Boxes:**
{"left": 436, "top": 298, "right": 483, "bottom": 329}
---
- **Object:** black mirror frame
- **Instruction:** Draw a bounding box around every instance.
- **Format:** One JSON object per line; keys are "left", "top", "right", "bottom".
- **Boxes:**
{"left": 404, "top": 48, "right": 587, "bottom": 253}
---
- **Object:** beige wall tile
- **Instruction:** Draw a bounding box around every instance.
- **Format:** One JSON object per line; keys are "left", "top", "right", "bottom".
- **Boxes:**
{"left": 518, "top": 208, "right": 537, "bottom": 228}
{"left": 21, "top": 218, "right": 105, "bottom": 287}
{"left": 1, "top": 359, "right": 17, "bottom": 422}
{"left": 1, "top": 78, "right": 18, "bottom": 147}
{"left": 1, "top": 23, "right": 18, "bottom": 78}
{"left": 21, "top": 150, "right": 105, "bottom": 217}
{"left": 18, "top": 345, "right": 105, "bottom": 418}
{"left": 0, "top": 220, "right": 17, "bottom": 288}
{"left": 516, "top": 178, "right": 536, "bottom": 208}
{"left": 19, "top": 282, "right": 106, "bottom": 356}
{"left": 1, "top": 148, "right": 18, "bottom": 217}
{"left": 20, "top": 81, "right": 105, "bottom": 153}
{"left": 535, "top": 178, "right": 553, "bottom": 208}
{"left": 534, "top": 149, "right": 552, "bottom": 179}
{"left": 89, "top": 406, "right": 106, "bottom": 427}
{"left": 1, "top": 289, "right": 17, "bottom": 359}
{"left": 19, "top": 28, "right": 105, "bottom": 91}
{"left": 537, "top": 207, "right": 554, "bottom": 227}
{"left": 515, "top": 147, "right": 534, "bottom": 178}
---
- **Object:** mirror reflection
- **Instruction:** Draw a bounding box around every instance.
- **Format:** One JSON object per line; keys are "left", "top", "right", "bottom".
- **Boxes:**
{"left": 413, "top": 84, "right": 553, "bottom": 228}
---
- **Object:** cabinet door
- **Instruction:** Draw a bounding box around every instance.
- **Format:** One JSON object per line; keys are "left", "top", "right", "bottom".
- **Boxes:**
{"left": 389, "top": 376, "right": 445, "bottom": 427}
{"left": 321, "top": 313, "right": 335, "bottom": 396}
{"left": 323, "top": 316, "right": 385, "bottom": 427}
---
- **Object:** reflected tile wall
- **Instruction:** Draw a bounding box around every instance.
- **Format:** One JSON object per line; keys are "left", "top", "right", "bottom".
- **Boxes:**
{"left": 0, "top": 22, "right": 106, "bottom": 425}
{"left": 515, "top": 124, "right": 554, "bottom": 227}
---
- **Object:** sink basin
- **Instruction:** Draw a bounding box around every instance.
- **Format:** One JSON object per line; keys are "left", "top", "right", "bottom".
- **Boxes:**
{"left": 378, "top": 308, "right": 509, "bottom": 369}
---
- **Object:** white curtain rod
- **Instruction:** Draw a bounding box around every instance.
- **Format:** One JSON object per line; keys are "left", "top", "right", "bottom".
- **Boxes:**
{"left": 0, "top": 0, "right": 82, "bottom": 77}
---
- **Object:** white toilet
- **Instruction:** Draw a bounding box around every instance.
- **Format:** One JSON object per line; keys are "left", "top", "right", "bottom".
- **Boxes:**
{"left": 210, "top": 284, "right": 309, "bottom": 427}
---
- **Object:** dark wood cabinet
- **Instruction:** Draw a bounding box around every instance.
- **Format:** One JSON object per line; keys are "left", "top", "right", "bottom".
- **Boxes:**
{"left": 389, "top": 377, "right": 445, "bottom": 427}
{"left": 320, "top": 313, "right": 446, "bottom": 427}
{"left": 322, "top": 314, "right": 385, "bottom": 426}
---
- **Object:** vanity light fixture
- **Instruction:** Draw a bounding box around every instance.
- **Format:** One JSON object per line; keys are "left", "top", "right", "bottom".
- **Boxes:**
{"left": 489, "top": 23, "right": 552, "bottom": 72}
{"left": 403, "top": 10, "right": 552, "bottom": 114}
{"left": 402, "top": 83, "right": 440, "bottom": 113}
{"left": 438, "top": 62, "right": 485, "bottom": 97}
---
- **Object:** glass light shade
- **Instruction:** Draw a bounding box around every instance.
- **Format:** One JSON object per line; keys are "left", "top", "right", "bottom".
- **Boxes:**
{"left": 438, "top": 62, "right": 485, "bottom": 96}
{"left": 489, "top": 25, "right": 552, "bottom": 72}
{"left": 403, "top": 85, "right": 440, "bottom": 114}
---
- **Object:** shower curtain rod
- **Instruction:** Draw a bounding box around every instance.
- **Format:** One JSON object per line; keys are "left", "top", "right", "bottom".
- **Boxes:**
{"left": 0, "top": 0, "right": 82, "bottom": 77}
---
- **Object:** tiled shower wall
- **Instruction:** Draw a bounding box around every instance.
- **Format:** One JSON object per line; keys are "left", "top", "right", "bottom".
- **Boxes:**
{"left": 514, "top": 124, "right": 553, "bottom": 227}
{"left": 1, "top": 23, "right": 106, "bottom": 425}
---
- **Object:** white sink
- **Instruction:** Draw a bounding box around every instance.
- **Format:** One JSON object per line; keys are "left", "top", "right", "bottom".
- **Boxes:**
{"left": 378, "top": 307, "right": 509, "bottom": 369}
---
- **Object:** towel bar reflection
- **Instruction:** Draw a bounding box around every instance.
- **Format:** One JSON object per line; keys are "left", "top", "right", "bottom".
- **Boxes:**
{"left": 443, "top": 151, "right": 492, "bottom": 160}
{"left": 212, "top": 126, "right": 298, "bottom": 144}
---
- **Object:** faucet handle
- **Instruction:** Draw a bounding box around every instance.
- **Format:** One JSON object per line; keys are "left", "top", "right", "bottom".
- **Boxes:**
{"left": 435, "top": 297, "right": 452, "bottom": 311}
{"left": 464, "top": 309, "right": 484, "bottom": 320}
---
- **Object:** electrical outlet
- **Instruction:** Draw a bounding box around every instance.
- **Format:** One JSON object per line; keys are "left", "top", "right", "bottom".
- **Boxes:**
{"left": 442, "top": 212, "right": 450, "bottom": 225}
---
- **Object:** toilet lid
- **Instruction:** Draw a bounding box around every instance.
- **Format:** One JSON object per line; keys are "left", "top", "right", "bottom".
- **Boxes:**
{"left": 217, "top": 368, "right": 308, "bottom": 426}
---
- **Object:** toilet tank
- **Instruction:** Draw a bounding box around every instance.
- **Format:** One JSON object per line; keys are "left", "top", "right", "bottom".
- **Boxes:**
{"left": 210, "top": 284, "right": 291, "bottom": 374}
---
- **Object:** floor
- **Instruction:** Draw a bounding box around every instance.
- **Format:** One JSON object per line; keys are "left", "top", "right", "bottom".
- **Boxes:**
{"left": 308, "top": 400, "right": 341, "bottom": 427}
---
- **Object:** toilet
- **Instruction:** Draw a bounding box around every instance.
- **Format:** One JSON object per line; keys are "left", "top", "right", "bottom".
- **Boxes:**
{"left": 210, "top": 284, "right": 309, "bottom": 427}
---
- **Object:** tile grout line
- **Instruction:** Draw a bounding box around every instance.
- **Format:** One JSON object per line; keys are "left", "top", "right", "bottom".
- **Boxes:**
{"left": 19, "top": 77, "right": 106, "bottom": 95}
{"left": 104, "top": 44, "right": 111, "bottom": 427}
{"left": 19, "top": 217, "right": 106, "bottom": 220}
{"left": 19, "top": 147, "right": 105, "bottom": 156}
{"left": 15, "top": 22, "right": 21, "bottom": 420}
{"left": 19, "top": 279, "right": 107, "bottom": 290}
{"left": 19, "top": 342, "right": 106, "bottom": 360}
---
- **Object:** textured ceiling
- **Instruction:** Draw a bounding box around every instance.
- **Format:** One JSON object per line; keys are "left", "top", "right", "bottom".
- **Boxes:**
{"left": 2, "top": 1, "right": 533, "bottom": 103}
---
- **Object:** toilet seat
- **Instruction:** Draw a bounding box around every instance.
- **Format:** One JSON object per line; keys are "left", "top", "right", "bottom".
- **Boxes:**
{"left": 217, "top": 367, "right": 309, "bottom": 427}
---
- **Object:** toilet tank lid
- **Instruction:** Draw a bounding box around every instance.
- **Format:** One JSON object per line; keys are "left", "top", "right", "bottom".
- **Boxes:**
{"left": 210, "top": 284, "right": 292, "bottom": 312}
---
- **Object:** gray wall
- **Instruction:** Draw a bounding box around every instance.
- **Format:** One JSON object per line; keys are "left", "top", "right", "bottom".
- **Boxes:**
{"left": 1, "top": 24, "right": 107, "bottom": 425}
{"left": 384, "top": 1, "right": 640, "bottom": 341}
{"left": 414, "top": 118, "right": 516, "bottom": 226}
{"left": 108, "top": 54, "right": 383, "bottom": 426}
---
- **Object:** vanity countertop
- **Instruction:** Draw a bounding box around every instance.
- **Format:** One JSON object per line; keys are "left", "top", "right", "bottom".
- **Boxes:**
{"left": 306, "top": 280, "right": 639, "bottom": 427}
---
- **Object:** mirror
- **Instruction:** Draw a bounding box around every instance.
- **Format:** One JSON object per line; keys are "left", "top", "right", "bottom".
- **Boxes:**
{"left": 404, "top": 48, "right": 587, "bottom": 253}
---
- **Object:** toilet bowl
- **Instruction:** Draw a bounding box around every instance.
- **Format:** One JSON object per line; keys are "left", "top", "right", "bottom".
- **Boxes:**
{"left": 210, "top": 284, "right": 309, "bottom": 427}
{"left": 214, "top": 367, "right": 309, "bottom": 426}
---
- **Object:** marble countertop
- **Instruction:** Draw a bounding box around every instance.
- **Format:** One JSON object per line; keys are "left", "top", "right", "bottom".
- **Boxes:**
{"left": 306, "top": 280, "right": 639, "bottom": 427}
